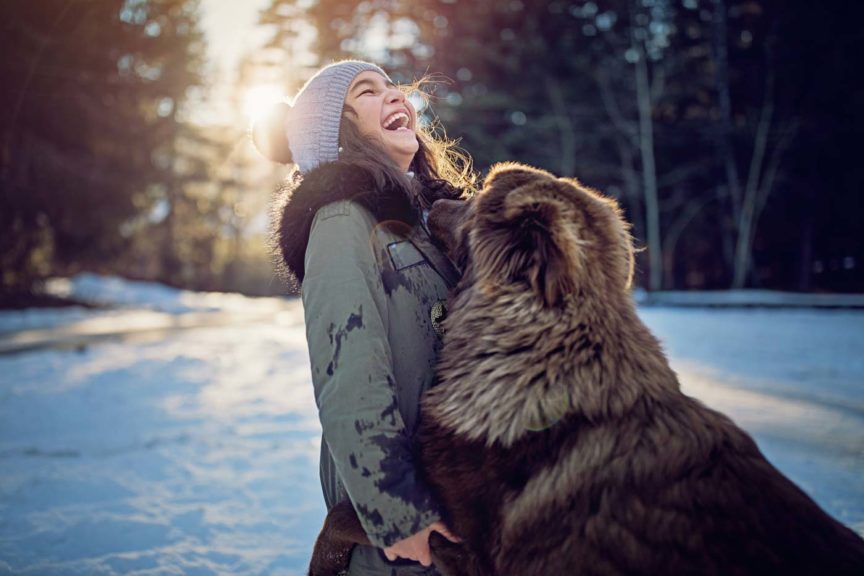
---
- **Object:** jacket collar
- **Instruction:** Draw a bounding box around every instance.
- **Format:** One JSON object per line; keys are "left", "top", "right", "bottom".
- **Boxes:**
{"left": 273, "top": 162, "right": 418, "bottom": 287}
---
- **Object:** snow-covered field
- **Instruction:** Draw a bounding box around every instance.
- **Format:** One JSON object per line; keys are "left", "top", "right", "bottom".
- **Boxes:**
{"left": 1, "top": 275, "right": 862, "bottom": 575}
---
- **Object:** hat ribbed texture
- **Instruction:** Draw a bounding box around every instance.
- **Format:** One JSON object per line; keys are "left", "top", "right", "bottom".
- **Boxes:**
{"left": 286, "top": 60, "right": 390, "bottom": 173}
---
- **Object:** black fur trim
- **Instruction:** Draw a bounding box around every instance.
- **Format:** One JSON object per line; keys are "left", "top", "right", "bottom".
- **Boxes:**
{"left": 273, "top": 162, "right": 418, "bottom": 286}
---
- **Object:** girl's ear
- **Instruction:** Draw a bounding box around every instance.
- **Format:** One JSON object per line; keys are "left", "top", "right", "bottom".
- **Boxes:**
{"left": 251, "top": 102, "right": 294, "bottom": 164}
{"left": 342, "top": 103, "right": 357, "bottom": 120}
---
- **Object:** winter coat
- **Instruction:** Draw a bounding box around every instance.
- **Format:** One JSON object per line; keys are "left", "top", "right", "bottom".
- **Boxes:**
{"left": 275, "top": 162, "right": 460, "bottom": 575}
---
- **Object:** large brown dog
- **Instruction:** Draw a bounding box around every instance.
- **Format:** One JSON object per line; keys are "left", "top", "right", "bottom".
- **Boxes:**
{"left": 310, "top": 163, "right": 864, "bottom": 575}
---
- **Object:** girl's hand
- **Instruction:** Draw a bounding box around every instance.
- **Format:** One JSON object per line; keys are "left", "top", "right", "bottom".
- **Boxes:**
{"left": 382, "top": 521, "right": 461, "bottom": 566}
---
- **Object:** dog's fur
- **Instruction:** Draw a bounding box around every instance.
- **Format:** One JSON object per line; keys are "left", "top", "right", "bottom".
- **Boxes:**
{"left": 310, "top": 163, "right": 864, "bottom": 576}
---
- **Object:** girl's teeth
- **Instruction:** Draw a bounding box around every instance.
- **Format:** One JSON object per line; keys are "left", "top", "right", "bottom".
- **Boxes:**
{"left": 384, "top": 113, "right": 409, "bottom": 129}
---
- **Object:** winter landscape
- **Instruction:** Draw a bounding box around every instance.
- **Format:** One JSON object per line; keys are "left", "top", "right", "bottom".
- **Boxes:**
{"left": 0, "top": 274, "right": 862, "bottom": 575}
{"left": 4, "top": 0, "right": 862, "bottom": 573}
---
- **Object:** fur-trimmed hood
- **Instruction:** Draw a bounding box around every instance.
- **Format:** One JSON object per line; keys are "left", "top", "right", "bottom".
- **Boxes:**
{"left": 272, "top": 162, "right": 419, "bottom": 287}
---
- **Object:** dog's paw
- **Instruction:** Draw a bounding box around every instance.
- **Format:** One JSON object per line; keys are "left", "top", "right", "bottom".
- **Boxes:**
{"left": 430, "top": 532, "right": 485, "bottom": 576}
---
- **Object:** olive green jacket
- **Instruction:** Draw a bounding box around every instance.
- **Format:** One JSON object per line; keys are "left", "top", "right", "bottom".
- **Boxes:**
{"left": 275, "top": 163, "right": 459, "bottom": 574}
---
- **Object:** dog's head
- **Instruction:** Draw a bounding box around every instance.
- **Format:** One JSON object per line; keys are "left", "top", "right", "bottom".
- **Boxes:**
{"left": 430, "top": 162, "right": 634, "bottom": 307}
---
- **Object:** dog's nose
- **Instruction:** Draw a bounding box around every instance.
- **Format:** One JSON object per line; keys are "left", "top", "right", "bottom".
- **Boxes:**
{"left": 429, "top": 199, "right": 464, "bottom": 229}
{"left": 429, "top": 199, "right": 465, "bottom": 221}
{"left": 430, "top": 198, "right": 463, "bottom": 210}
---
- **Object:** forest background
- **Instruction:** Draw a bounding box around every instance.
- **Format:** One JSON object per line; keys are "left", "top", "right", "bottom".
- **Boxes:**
{"left": 2, "top": 0, "right": 861, "bottom": 304}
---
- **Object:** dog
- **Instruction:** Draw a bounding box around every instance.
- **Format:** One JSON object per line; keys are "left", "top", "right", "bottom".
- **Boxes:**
{"left": 310, "top": 163, "right": 864, "bottom": 575}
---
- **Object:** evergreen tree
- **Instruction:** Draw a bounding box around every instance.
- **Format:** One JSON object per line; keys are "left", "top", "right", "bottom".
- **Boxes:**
{"left": 0, "top": 0, "right": 205, "bottom": 298}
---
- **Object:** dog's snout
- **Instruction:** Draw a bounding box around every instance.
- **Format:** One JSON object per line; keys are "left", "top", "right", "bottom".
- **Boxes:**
{"left": 430, "top": 198, "right": 464, "bottom": 215}
{"left": 428, "top": 199, "right": 466, "bottom": 232}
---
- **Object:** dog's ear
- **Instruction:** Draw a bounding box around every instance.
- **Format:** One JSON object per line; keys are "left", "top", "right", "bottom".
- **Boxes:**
{"left": 562, "top": 178, "right": 636, "bottom": 290}
{"left": 474, "top": 179, "right": 580, "bottom": 308}
{"left": 483, "top": 162, "right": 554, "bottom": 194}
{"left": 506, "top": 188, "right": 579, "bottom": 307}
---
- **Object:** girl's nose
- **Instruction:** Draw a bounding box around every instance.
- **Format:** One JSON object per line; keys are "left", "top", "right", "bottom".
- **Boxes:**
{"left": 385, "top": 87, "right": 405, "bottom": 103}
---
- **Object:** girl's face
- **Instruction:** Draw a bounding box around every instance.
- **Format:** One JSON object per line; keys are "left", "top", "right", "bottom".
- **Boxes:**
{"left": 344, "top": 71, "right": 419, "bottom": 171}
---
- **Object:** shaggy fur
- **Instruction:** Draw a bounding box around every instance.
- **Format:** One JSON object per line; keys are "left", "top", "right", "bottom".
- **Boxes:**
{"left": 310, "top": 163, "right": 864, "bottom": 576}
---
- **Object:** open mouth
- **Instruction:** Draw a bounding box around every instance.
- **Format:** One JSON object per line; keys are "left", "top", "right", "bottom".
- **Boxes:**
{"left": 383, "top": 111, "right": 411, "bottom": 131}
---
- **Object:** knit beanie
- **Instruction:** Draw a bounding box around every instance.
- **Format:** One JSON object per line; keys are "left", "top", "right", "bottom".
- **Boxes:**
{"left": 253, "top": 60, "right": 390, "bottom": 173}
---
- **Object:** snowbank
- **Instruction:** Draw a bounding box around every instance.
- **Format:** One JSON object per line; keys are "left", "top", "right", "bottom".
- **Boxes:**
{"left": 0, "top": 274, "right": 296, "bottom": 352}
{"left": 45, "top": 273, "right": 290, "bottom": 314}
{"left": 634, "top": 288, "right": 864, "bottom": 308}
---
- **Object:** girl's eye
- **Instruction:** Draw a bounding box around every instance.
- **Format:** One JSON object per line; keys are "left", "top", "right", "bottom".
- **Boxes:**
{"left": 360, "top": 89, "right": 374, "bottom": 96}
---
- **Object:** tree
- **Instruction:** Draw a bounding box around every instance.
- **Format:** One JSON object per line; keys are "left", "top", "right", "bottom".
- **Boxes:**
{"left": 0, "top": 0, "right": 205, "bottom": 298}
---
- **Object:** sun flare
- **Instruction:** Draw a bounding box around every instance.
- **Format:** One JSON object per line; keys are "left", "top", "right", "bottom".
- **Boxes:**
{"left": 243, "top": 84, "right": 285, "bottom": 122}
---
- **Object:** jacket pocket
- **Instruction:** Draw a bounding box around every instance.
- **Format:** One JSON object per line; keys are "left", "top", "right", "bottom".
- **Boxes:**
{"left": 387, "top": 240, "right": 426, "bottom": 271}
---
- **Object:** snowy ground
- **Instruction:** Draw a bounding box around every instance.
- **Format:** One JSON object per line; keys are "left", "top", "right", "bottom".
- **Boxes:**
{"left": 1, "top": 275, "right": 862, "bottom": 575}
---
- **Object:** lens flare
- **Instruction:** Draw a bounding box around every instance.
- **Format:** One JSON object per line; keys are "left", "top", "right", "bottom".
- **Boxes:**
{"left": 243, "top": 85, "right": 284, "bottom": 122}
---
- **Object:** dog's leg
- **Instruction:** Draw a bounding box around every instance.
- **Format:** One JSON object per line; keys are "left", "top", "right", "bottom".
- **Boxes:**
{"left": 308, "top": 499, "right": 370, "bottom": 576}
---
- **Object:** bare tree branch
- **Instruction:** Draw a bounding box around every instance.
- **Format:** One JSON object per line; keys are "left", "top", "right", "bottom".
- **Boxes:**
{"left": 633, "top": 33, "right": 662, "bottom": 291}
{"left": 594, "top": 68, "right": 638, "bottom": 143}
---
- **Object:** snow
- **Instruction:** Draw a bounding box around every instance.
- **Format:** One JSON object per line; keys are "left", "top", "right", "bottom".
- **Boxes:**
{"left": 1, "top": 274, "right": 862, "bottom": 574}
{"left": 43, "top": 273, "right": 289, "bottom": 315}
{"left": 0, "top": 274, "right": 295, "bottom": 355}
{"left": 638, "top": 307, "right": 864, "bottom": 535}
{"left": 0, "top": 307, "right": 320, "bottom": 575}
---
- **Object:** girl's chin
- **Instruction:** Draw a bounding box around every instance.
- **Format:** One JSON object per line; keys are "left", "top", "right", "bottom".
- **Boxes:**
{"left": 384, "top": 128, "right": 417, "bottom": 141}
{"left": 386, "top": 138, "right": 419, "bottom": 156}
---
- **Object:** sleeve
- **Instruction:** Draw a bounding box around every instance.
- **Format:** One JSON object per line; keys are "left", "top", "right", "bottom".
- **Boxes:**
{"left": 301, "top": 200, "right": 442, "bottom": 548}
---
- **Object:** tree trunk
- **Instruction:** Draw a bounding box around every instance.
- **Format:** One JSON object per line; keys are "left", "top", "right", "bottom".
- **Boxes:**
{"left": 798, "top": 192, "right": 814, "bottom": 291}
{"left": 732, "top": 70, "right": 774, "bottom": 288}
{"left": 633, "top": 36, "right": 662, "bottom": 291}
{"left": 614, "top": 135, "right": 645, "bottom": 243}
{"left": 711, "top": 0, "right": 742, "bottom": 221}
{"left": 662, "top": 197, "right": 710, "bottom": 289}
{"left": 711, "top": 0, "right": 742, "bottom": 275}
{"left": 544, "top": 75, "right": 577, "bottom": 177}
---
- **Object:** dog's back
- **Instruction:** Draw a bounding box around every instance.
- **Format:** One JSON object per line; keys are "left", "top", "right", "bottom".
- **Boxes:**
{"left": 420, "top": 361, "right": 864, "bottom": 575}
{"left": 493, "top": 393, "right": 864, "bottom": 575}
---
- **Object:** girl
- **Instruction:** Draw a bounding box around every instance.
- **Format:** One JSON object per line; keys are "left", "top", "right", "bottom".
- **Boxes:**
{"left": 253, "top": 60, "right": 472, "bottom": 575}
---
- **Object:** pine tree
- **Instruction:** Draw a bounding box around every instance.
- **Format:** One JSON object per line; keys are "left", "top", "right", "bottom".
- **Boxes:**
{"left": 0, "top": 0, "right": 205, "bottom": 298}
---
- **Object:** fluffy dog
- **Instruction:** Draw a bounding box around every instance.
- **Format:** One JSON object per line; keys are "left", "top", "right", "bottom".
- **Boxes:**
{"left": 310, "top": 163, "right": 864, "bottom": 576}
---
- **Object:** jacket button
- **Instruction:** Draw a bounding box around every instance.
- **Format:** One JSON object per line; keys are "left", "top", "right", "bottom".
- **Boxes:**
{"left": 430, "top": 300, "right": 447, "bottom": 338}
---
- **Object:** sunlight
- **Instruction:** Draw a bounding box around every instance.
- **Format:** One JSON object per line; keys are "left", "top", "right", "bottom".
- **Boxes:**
{"left": 242, "top": 84, "right": 285, "bottom": 123}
